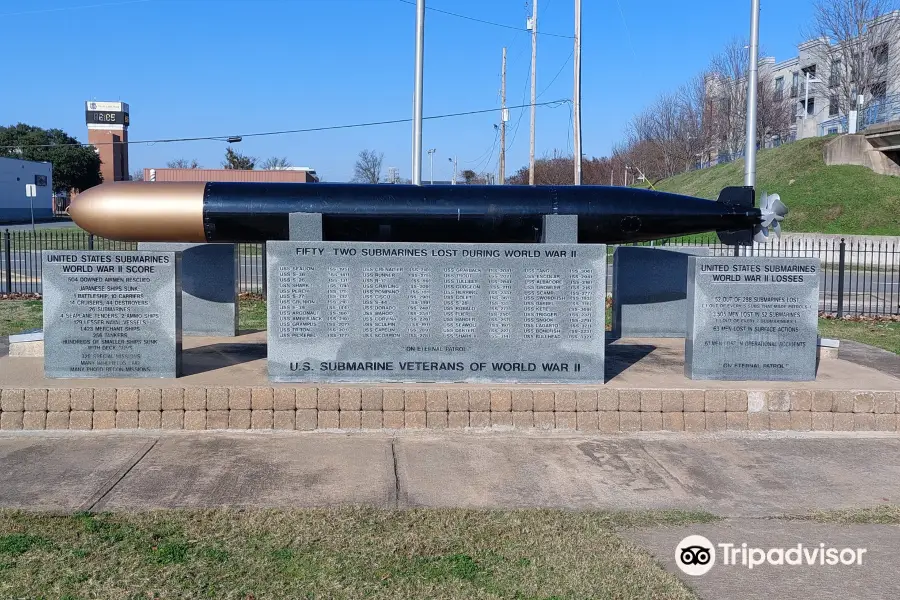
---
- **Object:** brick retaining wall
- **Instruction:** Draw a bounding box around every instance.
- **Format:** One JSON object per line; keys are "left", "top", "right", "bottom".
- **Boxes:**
{"left": 1, "top": 387, "right": 898, "bottom": 432}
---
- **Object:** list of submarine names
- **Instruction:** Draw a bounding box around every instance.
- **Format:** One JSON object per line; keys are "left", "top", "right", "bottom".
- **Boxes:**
{"left": 43, "top": 252, "right": 176, "bottom": 377}
{"left": 276, "top": 245, "right": 600, "bottom": 342}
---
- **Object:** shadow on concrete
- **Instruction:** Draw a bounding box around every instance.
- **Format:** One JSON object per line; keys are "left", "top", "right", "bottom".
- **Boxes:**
{"left": 237, "top": 329, "right": 265, "bottom": 336}
{"left": 605, "top": 341, "right": 656, "bottom": 383}
{"left": 839, "top": 339, "right": 900, "bottom": 378}
{"left": 181, "top": 342, "right": 266, "bottom": 376}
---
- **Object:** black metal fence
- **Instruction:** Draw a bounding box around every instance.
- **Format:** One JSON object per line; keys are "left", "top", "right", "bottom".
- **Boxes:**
{"left": 2, "top": 229, "right": 898, "bottom": 317}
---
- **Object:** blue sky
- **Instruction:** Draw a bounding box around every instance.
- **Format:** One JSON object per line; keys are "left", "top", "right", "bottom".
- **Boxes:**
{"left": 1, "top": 0, "right": 814, "bottom": 182}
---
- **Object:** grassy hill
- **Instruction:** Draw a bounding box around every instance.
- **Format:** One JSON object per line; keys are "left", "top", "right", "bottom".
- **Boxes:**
{"left": 647, "top": 136, "right": 900, "bottom": 236}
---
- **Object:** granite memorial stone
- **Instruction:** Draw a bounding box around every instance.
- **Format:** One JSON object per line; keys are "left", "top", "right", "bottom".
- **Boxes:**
{"left": 267, "top": 241, "right": 607, "bottom": 383}
{"left": 612, "top": 246, "right": 710, "bottom": 338}
{"left": 685, "top": 256, "right": 820, "bottom": 381}
{"left": 42, "top": 250, "right": 182, "bottom": 378}
{"left": 138, "top": 242, "right": 237, "bottom": 336}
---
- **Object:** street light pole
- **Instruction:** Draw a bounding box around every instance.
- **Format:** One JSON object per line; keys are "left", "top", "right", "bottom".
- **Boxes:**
{"left": 449, "top": 156, "right": 458, "bottom": 185}
{"left": 744, "top": 0, "right": 760, "bottom": 188}
{"left": 427, "top": 149, "right": 436, "bottom": 184}
{"left": 500, "top": 47, "right": 507, "bottom": 185}
{"left": 412, "top": 0, "right": 426, "bottom": 185}
{"left": 529, "top": 0, "right": 538, "bottom": 185}
{"left": 573, "top": 0, "right": 583, "bottom": 184}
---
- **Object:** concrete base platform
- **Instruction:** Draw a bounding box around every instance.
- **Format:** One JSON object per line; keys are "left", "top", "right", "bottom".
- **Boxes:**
{"left": 0, "top": 333, "right": 896, "bottom": 433}
{"left": 0, "top": 332, "right": 891, "bottom": 390}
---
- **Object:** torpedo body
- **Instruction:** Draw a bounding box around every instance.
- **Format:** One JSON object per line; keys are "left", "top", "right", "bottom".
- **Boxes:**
{"left": 68, "top": 181, "right": 766, "bottom": 245}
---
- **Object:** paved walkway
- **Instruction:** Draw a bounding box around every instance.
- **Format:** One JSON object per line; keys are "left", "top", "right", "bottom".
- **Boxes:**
{"left": 1, "top": 430, "right": 898, "bottom": 514}
{"left": 3, "top": 430, "right": 899, "bottom": 600}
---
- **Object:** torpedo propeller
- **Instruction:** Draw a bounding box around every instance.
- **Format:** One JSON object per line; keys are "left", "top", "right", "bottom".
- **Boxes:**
{"left": 753, "top": 192, "right": 788, "bottom": 244}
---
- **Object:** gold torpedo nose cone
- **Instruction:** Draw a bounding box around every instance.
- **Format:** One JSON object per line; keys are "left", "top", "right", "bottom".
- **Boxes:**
{"left": 69, "top": 181, "right": 207, "bottom": 242}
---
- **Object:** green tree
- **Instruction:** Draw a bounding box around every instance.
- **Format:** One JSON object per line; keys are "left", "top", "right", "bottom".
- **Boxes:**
{"left": 0, "top": 123, "right": 102, "bottom": 193}
{"left": 222, "top": 147, "right": 256, "bottom": 170}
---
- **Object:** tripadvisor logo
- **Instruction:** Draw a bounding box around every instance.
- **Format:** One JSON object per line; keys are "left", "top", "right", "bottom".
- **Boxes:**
{"left": 676, "top": 535, "right": 715, "bottom": 576}
{"left": 675, "top": 535, "right": 867, "bottom": 575}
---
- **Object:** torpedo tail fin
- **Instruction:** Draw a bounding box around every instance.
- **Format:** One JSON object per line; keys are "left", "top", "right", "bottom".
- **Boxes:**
{"left": 715, "top": 186, "right": 755, "bottom": 246}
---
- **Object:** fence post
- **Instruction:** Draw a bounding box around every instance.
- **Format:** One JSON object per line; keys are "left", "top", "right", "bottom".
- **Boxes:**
{"left": 3, "top": 229, "right": 11, "bottom": 295}
{"left": 88, "top": 234, "right": 95, "bottom": 251}
{"left": 837, "top": 238, "right": 846, "bottom": 319}
{"left": 261, "top": 243, "right": 267, "bottom": 299}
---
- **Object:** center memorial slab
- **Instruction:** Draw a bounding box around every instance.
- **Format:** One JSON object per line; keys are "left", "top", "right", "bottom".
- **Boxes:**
{"left": 267, "top": 242, "right": 607, "bottom": 383}
{"left": 685, "top": 256, "right": 820, "bottom": 381}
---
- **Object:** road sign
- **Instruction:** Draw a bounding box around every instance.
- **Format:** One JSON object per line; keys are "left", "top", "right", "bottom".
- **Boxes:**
{"left": 25, "top": 184, "right": 37, "bottom": 198}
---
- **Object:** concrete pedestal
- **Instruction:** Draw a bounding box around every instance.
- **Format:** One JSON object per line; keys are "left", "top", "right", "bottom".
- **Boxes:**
{"left": 139, "top": 243, "right": 238, "bottom": 337}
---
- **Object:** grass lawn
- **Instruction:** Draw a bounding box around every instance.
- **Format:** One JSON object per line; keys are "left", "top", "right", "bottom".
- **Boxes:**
{"left": 651, "top": 136, "right": 900, "bottom": 236}
{"left": 0, "top": 508, "right": 714, "bottom": 599}
{"left": 818, "top": 318, "right": 900, "bottom": 355}
{"left": 0, "top": 300, "right": 42, "bottom": 337}
{"left": 239, "top": 294, "right": 267, "bottom": 332}
{"left": 788, "top": 505, "right": 900, "bottom": 525}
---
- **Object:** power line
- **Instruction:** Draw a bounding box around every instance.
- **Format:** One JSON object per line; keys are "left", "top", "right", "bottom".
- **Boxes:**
{"left": 506, "top": 59, "right": 535, "bottom": 151}
{"left": 0, "top": 0, "right": 151, "bottom": 17}
{"left": 614, "top": 0, "right": 639, "bottom": 66}
{"left": 395, "top": 0, "right": 572, "bottom": 39}
{"left": 538, "top": 49, "right": 574, "bottom": 98}
{"left": 463, "top": 128, "right": 499, "bottom": 166}
{"left": 477, "top": 132, "right": 501, "bottom": 176}
{"left": 470, "top": 128, "right": 501, "bottom": 175}
{"left": 1, "top": 100, "right": 571, "bottom": 149}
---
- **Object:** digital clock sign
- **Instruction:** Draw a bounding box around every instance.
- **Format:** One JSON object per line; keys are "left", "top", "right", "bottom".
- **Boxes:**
{"left": 85, "top": 110, "right": 129, "bottom": 125}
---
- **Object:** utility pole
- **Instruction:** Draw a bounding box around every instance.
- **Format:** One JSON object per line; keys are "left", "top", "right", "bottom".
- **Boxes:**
{"left": 573, "top": 0, "right": 583, "bottom": 184}
{"left": 427, "top": 149, "right": 436, "bottom": 184}
{"left": 499, "top": 47, "right": 507, "bottom": 185}
{"left": 744, "top": 0, "right": 760, "bottom": 188}
{"left": 412, "top": 0, "right": 426, "bottom": 185}
{"left": 529, "top": 0, "right": 538, "bottom": 185}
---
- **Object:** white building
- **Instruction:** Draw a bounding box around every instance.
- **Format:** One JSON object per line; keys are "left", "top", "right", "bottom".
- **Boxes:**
{"left": 0, "top": 157, "right": 54, "bottom": 224}
{"left": 768, "top": 11, "right": 900, "bottom": 140}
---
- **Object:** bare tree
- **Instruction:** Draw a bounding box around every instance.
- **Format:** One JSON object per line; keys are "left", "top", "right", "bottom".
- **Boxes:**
{"left": 705, "top": 39, "right": 793, "bottom": 158}
{"left": 624, "top": 80, "right": 711, "bottom": 180}
{"left": 261, "top": 156, "right": 292, "bottom": 170}
{"left": 166, "top": 158, "right": 200, "bottom": 169}
{"left": 805, "top": 0, "right": 900, "bottom": 118}
{"left": 708, "top": 39, "right": 751, "bottom": 158}
{"left": 757, "top": 69, "right": 794, "bottom": 145}
{"left": 352, "top": 149, "right": 383, "bottom": 183}
{"left": 130, "top": 169, "right": 144, "bottom": 181}
{"left": 679, "top": 73, "right": 716, "bottom": 168}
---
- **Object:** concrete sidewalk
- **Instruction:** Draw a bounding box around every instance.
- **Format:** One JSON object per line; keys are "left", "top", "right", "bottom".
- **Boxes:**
{"left": 1, "top": 430, "right": 898, "bottom": 515}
